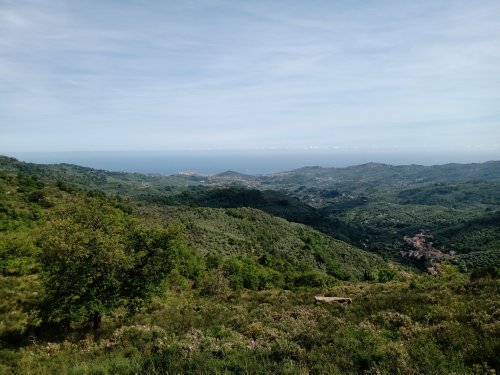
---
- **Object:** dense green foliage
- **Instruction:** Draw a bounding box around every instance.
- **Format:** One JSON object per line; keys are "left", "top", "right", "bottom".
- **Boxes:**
{"left": 137, "top": 205, "right": 384, "bottom": 281}
{"left": 1, "top": 156, "right": 499, "bottom": 374}
{"left": 2, "top": 155, "right": 499, "bottom": 264}
{"left": 1, "top": 273, "right": 498, "bottom": 374}
{"left": 39, "top": 200, "right": 136, "bottom": 329}
{"left": 0, "top": 157, "right": 384, "bottom": 335}
{"left": 39, "top": 200, "right": 184, "bottom": 329}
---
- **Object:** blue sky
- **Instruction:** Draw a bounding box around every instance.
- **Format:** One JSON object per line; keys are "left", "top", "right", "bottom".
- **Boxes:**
{"left": 1, "top": 0, "right": 499, "bottom": 155}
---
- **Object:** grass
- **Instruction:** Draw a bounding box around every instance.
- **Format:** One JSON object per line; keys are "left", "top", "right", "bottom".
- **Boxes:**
{"left": 1, "top": 271, "right": 498, "bottom": 374}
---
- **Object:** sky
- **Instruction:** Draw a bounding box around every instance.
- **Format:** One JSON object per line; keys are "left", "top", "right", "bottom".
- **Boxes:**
{"left": 1, "top": 0, "right": 500, "bottom": 156}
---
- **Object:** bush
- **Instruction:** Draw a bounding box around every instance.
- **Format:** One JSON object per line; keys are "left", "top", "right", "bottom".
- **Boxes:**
{"left": 377, "top": 267, "right": 399, "bottom": 283}
{"left": 470, "top": 266, "right": 499, "bottom": 282}
{"left": 199, "top": 269, "right": 231, "bottom": 297}
{"left": 294, "top": 271, "right": 337, "bottom": 287}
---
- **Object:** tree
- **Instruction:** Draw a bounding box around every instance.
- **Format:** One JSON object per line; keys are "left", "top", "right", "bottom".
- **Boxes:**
{"left": 39, "top": 198, "right": 183, "bottom": 333}
{"left": 122, "top": 225, "right": 184, "bottom": 312}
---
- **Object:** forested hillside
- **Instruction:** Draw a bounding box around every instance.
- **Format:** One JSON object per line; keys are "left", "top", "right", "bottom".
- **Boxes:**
{"left": 0, "top": 156, "right": 499, "bottom": 374}
{"left": 4, "top": 155, "right": 498, "bottom": 267}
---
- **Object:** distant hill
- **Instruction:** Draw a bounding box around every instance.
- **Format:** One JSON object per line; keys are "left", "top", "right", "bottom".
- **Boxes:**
{"left": 3, "top": 155, "right": 500, "bottom": 194}
{"left": 0, "top": 155, "right": 205, "bottom": 197}
{"left": 1, "top": 155, "right": 499, "bottom": 267}
{"left": 215, "top": 170, "right": 252, "bottom": 178}
{"left": 143, "top": 186, "right": 359, "bottom": 245}
{"left": 0, "top": 156, "right": 384, "bottom": 283}
{"left": 266, "top": 160, "right": 500, "bottom": 187}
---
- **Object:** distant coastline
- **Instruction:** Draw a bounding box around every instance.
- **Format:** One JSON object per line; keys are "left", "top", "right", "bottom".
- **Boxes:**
{"left": 6, "top": 150, "right": 500, "bottom": 175}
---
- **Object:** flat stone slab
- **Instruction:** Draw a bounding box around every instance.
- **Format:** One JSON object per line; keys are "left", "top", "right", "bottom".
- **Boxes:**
{"left": 314, "top": 296, "right": 352, "bottom": 304}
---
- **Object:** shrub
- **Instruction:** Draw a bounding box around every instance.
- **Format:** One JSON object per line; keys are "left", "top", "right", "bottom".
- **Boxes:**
{"left": 377, "top": 267, "right": 399, "bottom": 283}
{"left": 470, "top": 266, "right": 499, "bottom": 282}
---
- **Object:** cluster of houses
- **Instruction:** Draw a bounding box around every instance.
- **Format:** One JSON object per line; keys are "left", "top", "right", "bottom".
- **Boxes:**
{"left": 401, "top": 231, "right": 455, "bottom": 275}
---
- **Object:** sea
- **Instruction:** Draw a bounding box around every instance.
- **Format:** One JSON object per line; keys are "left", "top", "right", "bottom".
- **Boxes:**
{"left": 7, "top": 150, "right": 500, "bottom": 175}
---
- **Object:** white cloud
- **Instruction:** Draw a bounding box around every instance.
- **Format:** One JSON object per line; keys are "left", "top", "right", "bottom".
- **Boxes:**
{"left": 0, "top": 0, "right": 499, "bottom": 154}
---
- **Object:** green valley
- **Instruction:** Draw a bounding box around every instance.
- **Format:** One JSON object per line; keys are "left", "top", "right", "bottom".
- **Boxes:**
{"left": 0, "top": 156, "right": 498, "bottom": 374}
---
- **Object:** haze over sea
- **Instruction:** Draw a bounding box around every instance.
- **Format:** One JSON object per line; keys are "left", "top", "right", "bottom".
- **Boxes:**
{"left": 8, "top": 150, "right": 500, "bottom": 175}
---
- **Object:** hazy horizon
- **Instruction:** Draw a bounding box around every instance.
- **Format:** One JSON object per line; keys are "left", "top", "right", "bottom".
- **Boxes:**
{"left": 5, "top": 149, "right": 499, "bottom": 175}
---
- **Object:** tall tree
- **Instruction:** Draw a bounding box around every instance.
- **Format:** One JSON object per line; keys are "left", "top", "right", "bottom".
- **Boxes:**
{"left": 39, "top": 197, "right": 182, "bottom": 332}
